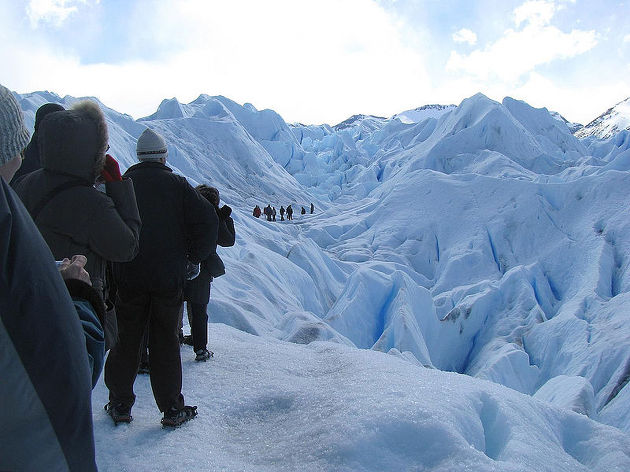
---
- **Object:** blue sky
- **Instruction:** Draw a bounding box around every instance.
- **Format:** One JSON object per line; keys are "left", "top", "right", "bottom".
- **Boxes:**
{"left": 1, "top": 0, "right": 628, "bottom": 125}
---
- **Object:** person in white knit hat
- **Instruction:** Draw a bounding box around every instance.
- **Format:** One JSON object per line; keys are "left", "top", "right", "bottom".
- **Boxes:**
{"left": 136, "top": 127, "right": 169, "bottom": 160}
{"left": 105, "top": 127, "right": 218, "bottom": 427}
{"left": 0, "top": 84, "right": 101, "bottom": 471}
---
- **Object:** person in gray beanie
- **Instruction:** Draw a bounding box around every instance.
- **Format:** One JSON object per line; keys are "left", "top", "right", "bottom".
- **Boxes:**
{"left": 0, "top": 83, "right": 101, "bottom": 471}
{"left": 105, "top": 127, "right": 218, "bottom": 427}
{"left": 0, "top": 85, "right": 30, "bottom": 179}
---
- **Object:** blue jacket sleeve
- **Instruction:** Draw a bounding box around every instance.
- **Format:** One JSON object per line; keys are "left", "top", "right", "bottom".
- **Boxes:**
{"left": 73, "top": 299, "right": 105, "bottom": 388}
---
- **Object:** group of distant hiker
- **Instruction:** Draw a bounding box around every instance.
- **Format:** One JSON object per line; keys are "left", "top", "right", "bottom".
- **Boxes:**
{"left": 253, "top": 202, "right": 314, "bottom": 221}
{"left": 0, "top": 84, "right": 235, "bottom": 470}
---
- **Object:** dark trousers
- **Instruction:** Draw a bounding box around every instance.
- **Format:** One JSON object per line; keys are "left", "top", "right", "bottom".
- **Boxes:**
{"left": 139, "top": 328, "right": 149, "bottom": 365}
{"left": 104, "top": 287, "right": 184, "bottom": 412}
{"left": 187, "top": 302, "right": 208, "bottom": 352}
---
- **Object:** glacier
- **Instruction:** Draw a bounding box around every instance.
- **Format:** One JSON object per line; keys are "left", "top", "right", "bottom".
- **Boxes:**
{"left": 14, "top": 89, "right": 630, "bottom": 471}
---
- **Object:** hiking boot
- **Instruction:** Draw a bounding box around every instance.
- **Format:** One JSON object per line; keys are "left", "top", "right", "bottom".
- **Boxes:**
{"left": 182, "top": 334, "right": 194, "bottom": 346}
{"left": 105, "top": 402, "right": 132, "bottom": 425}
{"left": 195, "top": 348, "right": 213, "bottom": 362}
{"left": 137, "top": 361, "right": 150, "bottom": 375}
{"left": 161, "top": 405, "right": 198, "bottom": 427}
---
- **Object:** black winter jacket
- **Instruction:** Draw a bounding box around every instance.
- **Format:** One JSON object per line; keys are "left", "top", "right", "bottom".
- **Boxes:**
{"left": 12, "top": 107, "right": 141, "bottom": 291}
{"left": 184, "top": 205, "right": 235, "bottom": 304}
{"left": 114, "top": 161, "right": 218, "bottom": 292}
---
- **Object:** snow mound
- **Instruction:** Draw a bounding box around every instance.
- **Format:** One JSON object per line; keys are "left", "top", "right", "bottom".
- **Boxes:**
{"left": 534, "top": 375, "right": 595, "bottom": 416}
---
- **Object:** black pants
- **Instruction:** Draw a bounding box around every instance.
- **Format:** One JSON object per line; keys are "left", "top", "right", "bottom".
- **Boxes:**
{"left": 104, "top": 287, "right": 184, "bottom": 412}
{"left": 187, "top": 302, "right": 208, "bottom": 352}
{"left": 138, "top": 327, "right": 149, "bottom": 365}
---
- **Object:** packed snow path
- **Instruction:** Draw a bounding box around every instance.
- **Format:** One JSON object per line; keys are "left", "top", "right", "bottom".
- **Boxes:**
{"left": 92, "top": 324, "right": 630, "bottom": 472}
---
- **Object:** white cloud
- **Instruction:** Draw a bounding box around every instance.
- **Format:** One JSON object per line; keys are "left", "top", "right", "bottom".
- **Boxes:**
{"left": 4, "top": 0, "right": 620, "bottom": 126}
{"left": 452, "top": 28, "right": 477, "bottom": 45}
{"left": 512, "top": 71, "right": 629, "bottom": 124}
{"left": 514, "top": 0, "right": 556, "bottom": 27}
{"left": 4, "top": 0, "right": 433, "bottom": 124}
{"left": 26, "top": 0, "right": 95, "bottom": 27}
{"left": 624, "top": 34, "right": 630, "bottom": 43}
{"left": 446, "top": 0, "right": 597, "bottom": 83}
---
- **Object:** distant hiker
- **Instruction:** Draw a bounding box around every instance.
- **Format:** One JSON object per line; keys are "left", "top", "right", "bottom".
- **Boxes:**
{"left": 182, "top": 185, "right": 235, "bottom": 361}
{"left": 301, "top": 206, "right": 306, "bottom": 215}
{"left": 310, "top": 202, "right": 314, "bottom": 214}
{"left": 10, "top": 102, "right": 64, "bottom": 184}
{"left": 272, "top": 206, "right": 277, "bottom": 221}
{"left": 280, "top": 205, "right": 285, "bottom": 221}
{"left": 264, "top": 204, "right": 273, "bottom": 221}
{"left": 12, "top": 99, "right": 141, "bottom": 350}
{"left": 286, "top": 204, "right": 293, "bottom": 220}
{"left": 253, "top": 205, "right": 261, "bottom": 218}
{"left": 1, "top": 84, "right": 101, "bottom": 472}
{"left": 104, "top": 128, "right": 217, "bottom": 427}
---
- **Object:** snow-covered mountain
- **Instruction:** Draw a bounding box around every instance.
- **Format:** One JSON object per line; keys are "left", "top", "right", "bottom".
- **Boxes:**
{"left": 575, "top": 97, "right": 630, "bottom": 139}
{"left": 13, "top": 89, "right": 630, "bottom": 471}
{"left": 392, "top": 104, "right": 456, "bottom": 124}
{"left": 550, "top": 110, "right": 583, "bottom": 134}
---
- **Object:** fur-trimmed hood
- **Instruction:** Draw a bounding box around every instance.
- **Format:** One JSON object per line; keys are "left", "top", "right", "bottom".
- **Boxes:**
{"left": 38, "top": 100, "right": 108, "bottom": 183}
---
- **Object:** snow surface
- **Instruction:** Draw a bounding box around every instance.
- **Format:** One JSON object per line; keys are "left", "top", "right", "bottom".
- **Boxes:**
{"left": 14, "top": 90, "right": 630, "bottom": 470}
{"left": 92, "top": 324, "right": 630, "bottom": 472}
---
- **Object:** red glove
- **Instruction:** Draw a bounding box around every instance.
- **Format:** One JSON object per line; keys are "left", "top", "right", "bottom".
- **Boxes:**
{"left": 101, "top": 154, "right": 122, "bottom": 182}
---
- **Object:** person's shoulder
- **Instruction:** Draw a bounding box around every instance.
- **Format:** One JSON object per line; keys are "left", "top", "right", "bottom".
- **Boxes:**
{"left": 123, "top": 162, "right": 142, "bottom": 175}
{"left": 11, "top": 167, "right": 43, "bottom": 192}
{"left": 169, "top": 175, "right": 198, "bottom": 199}
{"left": 126, "top": 160, "right": 171, "bottom": 174}
{"left": 0, "top": 179, "right": 57, "bottom": 266}
{"left": 1, "top": 177, "right": 21, "bottom": 209}
{"left": 126, "top": 162, "right": 179, "bottom": 186}
{"left": 173, "top": 173, "right": 191, "bottom": 185}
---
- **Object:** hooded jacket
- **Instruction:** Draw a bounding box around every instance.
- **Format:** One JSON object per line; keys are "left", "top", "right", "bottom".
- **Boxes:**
{"left": 12, "top": 101, "right": 141, "bottom": 292}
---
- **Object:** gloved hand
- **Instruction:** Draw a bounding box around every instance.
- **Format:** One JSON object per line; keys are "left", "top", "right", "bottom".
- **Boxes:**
{"left": 219, "top": 204, "right": 232, "bottom": 219}
{"left": 101, "top": 154, "right": 122, "bottom": 182}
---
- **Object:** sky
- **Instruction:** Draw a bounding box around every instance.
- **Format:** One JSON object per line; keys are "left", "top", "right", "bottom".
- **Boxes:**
{"left": 1, "top": 0, "right": 629, "bottom": 125}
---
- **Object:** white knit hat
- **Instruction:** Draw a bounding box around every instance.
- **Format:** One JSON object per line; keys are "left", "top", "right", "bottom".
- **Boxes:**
{"left": 0, "top": 84, "right": 30, "bottom": 166}
{"left": 136, "top": 128, "right": 168, "bottom": 161}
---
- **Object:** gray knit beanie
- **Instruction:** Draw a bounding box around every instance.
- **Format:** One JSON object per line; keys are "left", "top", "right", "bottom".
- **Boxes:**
{"left": 136, "top": 128, "right": 168, "bottom": 161}
{"left": 0, "top": 85, "right": 31, "bottom": 166}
